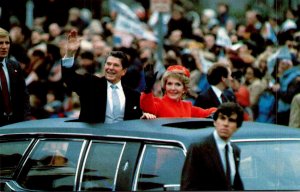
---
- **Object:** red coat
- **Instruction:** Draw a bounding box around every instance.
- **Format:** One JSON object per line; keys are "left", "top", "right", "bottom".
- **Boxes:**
{"left": 140, "top": 93, "right": 216, "bottom": 118}
{"left": 234, "top": 85, "right": 250, "bottom": 107}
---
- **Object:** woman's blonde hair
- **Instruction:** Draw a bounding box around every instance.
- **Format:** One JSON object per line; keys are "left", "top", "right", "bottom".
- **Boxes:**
{"left": 161, "top": 71, "right": 190, "bottom": 93}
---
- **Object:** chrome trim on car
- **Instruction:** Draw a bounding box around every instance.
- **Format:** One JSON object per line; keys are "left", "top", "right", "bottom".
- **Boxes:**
{"left": 0, "top": 132, "right": 95, "bottom": 137}
{"left": 132, "top": 144, "right": 186, "bottom": 191}
{"left": 3, "top": 181, "right": 14, "bottom": 191}
{"left": 78, "top": 140, "right": 90, "bottom": 190}
{"left": 106, "top": 135, "right": 188, "bottom": 154}
{"left": 14, "top": 138, "right": 85, "bottom": 191}
{"left": 163, "top": 184, "right": 180, "bottom": 190}
{"left": 232, "top": 138, "right": 300, "bottom": 142}
{"left": 0, "top": 137, "right": 35, "bottom": 179}
{"left": 132, "top": 144, "right": 146, "bottom": 191}
{"left": 0, "top": 133, "right": 188, "bottom": 154}
{"left": 114, "top": 142, "right": 126, "bottom": 190}
{"left": 77, "top": 140, "right": 126, "bottom": 191}
{"left": 4, "top": 180, "right": 23, "bottom": 191}
{"left": 16, "top": 139, "right": 40, "bottom": 179}
{"left": 75, "top": 140, "right": 88, "bottom": 191}
{"left": 0, "top": 133, "right": 188, "bottom": 156}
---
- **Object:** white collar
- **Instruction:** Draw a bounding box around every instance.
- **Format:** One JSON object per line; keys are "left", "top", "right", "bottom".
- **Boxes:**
{"left": 211, "top": 85, "right": 223, "bottom": 98}
{"left": 108, "top": 81, "right": 122, "bottom": 89}
{"left": 0, "top": 59, "right": 6, "bottom": 67}
{"left": 213, "top": 130, "right": 231, "bottom": 149}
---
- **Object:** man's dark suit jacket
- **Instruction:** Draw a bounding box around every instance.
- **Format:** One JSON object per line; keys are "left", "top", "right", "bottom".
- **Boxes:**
{"left": 194, "top": 87, "right": 235, "bottom": 109}
{"left": 62, "top": 66, "right": 143, "bottom": 123}
{"left": 181, "top": 134, "right": 244, "bottom": 191}
{"left": 0, "top": 59, "right": 30, "bottom": 126}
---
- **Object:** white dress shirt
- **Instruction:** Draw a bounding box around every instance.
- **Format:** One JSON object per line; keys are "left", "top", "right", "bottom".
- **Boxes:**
{"left": 107, "top": 82, "right": 125, "bottom": 112}
{"left": 211, "top": 85, "right": 223, "bottom": 104}
{"left": 213, "top": 130, "right": 236, "bottom": 184}
{"left": 62, "top": 57, "right": 125, "bottom": 123}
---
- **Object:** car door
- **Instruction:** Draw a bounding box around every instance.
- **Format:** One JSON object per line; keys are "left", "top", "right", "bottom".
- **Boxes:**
{"left": 80, "top": 139, "right": 141, "bottom": 191}
{"left": 133, "top": 142, "right": 186, "bottom": 191}
{"left": 6, "top": 138, "right": 85, "bottom": 191}
{"left": 0, "top": 138, "right": 33, "bottom": 191}
{"left": 236, "top": 139, "right": 300, "bottom": 190}
{"left": 2, "top": 137, "right": 141, "bottom": 191}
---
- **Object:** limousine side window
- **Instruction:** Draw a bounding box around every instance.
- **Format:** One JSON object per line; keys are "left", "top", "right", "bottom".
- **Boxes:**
{"left": 238, "top": 140, "right": 300, "bottom": 190}
{"left": 17, "top": 139, "right": 83, "bottom": 191}
{"left": 136, "top": 144, "right": 185, "bottom": 191}
{"left": 80, "top": 141, "right": 125, "bottom": 191}
{"left": 0, "top": 139, "right": 32, "bottom": 178}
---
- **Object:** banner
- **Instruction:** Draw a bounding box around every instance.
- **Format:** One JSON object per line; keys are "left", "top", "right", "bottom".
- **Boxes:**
{"left": 109, "top": 0, "right": 139, "bottom": 21}
{"left": 115, "top": 14, "right": 157, "bottom": 42}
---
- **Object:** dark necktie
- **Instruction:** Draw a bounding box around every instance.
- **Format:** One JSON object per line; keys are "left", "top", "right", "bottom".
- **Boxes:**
{"left": 0, "top": 63, "right": 12, "bottom": 115}
{"left": 225, "top": 144, "right": 231, "bottom": 188}
{"left": 111, "top": 84, "right": 121, "bottom": 119}
{"left": 221, "top": 93, "right": 227, "bottom": 103}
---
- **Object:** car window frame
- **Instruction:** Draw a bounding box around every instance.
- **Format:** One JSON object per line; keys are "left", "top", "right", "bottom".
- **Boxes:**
{"left": 0, "top": 138, "right": 35, "bottom": 179}
{"left": 132, "top": 142, "right": 186, "bottom": 191}
{"left": 1, "top": 133, "right": 188, "bottom": 191}
{"left": 15, "top": 138, "right": 87, "bottom": 191}
{"left": 78, "top": 140, "right": 126, "bottom": 191}
{"left": 233, "top": 138, "right": 300, "bottom": 190}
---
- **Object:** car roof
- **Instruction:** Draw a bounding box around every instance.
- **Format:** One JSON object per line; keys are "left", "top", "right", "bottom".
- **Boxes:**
{"left": 1, "top": 118, "right": 300, "bottom": 149}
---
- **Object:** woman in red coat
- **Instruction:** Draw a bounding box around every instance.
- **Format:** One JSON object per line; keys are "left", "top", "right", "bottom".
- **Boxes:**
{"left": 140, "top": 65, "right": 216, "bottom": 118}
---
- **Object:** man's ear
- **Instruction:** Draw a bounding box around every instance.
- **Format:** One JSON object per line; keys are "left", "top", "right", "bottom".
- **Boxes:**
{"left": 221, "top": 76, "right": 226, "bottom": 83}
{"left": 121, "top": 68, "right": 127, "bottom": 76}
{"left": 213, "top": 121, "right": 217, "bottom": 127}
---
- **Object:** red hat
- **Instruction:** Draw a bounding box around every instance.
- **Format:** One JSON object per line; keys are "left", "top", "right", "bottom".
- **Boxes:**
{"left": 166, "top": 65, "right": 190, "bottom": 78}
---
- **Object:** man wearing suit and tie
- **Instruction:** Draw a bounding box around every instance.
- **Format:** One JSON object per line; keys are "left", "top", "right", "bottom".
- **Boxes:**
{"left": 194, "top": 63, "right": 236, "bottom": 108}
{"left": 0, "top": 27, "right": 30, "bottom": 126}
{"left": 61, "top": 30, "right": 155, "bottom": 123}
{"left": 181, "top": 102, "right": 244, "bottom": 191}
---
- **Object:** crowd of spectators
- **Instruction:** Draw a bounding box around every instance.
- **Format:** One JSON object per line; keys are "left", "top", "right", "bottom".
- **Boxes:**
{"left": 1, "top": 1, "right": 300, "bottom": 127}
